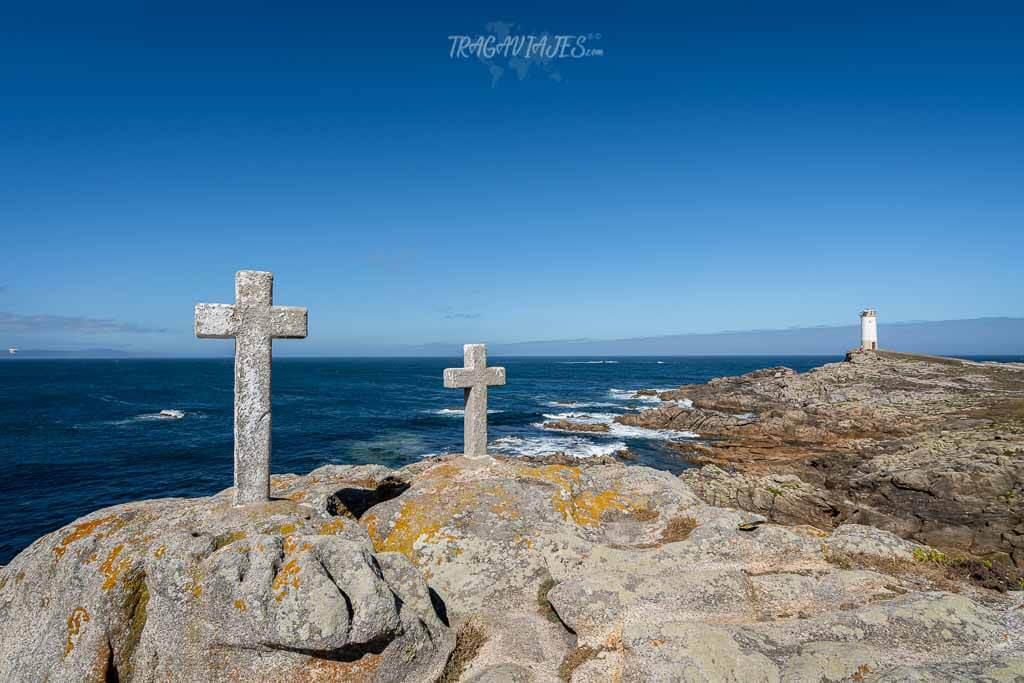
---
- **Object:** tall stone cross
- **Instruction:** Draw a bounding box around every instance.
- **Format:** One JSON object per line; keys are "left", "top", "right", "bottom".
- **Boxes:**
{"left": 195, "top": 271, "right": 308, "bottom": 505}
{"left": 443, "top": 344, "right": 506, "bottom": 458}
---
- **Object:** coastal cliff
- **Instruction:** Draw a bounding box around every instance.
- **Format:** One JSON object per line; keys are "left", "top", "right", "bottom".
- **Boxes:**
{"left": 2, "top": 451, "right": 1023, "bottom": 681}
{"left": 619, "top": 350, "right": 1024, "bottom": 568}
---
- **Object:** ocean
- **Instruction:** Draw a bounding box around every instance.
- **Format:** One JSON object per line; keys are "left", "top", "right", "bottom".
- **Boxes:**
{"left": 7, "top": 353, "right": 1010, "bottom": 565}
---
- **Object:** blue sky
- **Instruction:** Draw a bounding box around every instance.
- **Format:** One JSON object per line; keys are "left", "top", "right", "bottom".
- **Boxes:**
{"left": 2, "top": 2, "right": 1022, "bottom": 355}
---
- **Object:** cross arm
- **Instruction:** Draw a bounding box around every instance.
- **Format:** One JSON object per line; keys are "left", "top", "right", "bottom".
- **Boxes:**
{"left": 443, "top": 368, "right": 477, "bottom": 388}
{"left": 195, "top": 304, "right": 238, "bottom": 339}
{"left": 270, "top": 306, "right": 308, "bottom": 339}
{"left": 487, "top": 366, "right": 506, "bottom": 386}
{"left": 443, "top": 366, "right": 506, "bottom": 388}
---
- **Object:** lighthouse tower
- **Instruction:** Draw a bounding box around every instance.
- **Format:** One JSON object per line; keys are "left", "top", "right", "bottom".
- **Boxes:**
{"left": 860, "top": 309, "right": 878, "bottom": 351}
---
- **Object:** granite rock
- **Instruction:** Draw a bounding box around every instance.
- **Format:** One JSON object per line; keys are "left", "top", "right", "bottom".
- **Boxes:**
{"left": 2, "top": 454, "right": 1022, "bottom": 681}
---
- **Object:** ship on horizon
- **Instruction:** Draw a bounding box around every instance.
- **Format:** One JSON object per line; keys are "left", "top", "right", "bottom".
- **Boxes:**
{"left": 7, "top": 347, "right": 17, "bottom": 355}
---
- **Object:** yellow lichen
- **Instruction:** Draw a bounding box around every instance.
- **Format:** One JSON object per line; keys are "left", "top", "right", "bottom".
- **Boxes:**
{"left": 489, "top": 484, "right": 520, "bottom": 519}
{"left": 63, "top": 607, "right": 90, "bottom": 658}
{"left": 369, "top": 495, "right": 463, "bottom": 562}
{"left": 53, "top": 515, "right": 123, "bottom": 560}
{"left": 99, "top": 545, "right": 131, "bottom": 591}
{"left": 283, "top": 536, "right": 313, "bottom": 555}
{"left": 192, "top": 584, "right": 203, "bottom": 598}
{"left": 516, "top": 464, "right": 581, "bottom": 488}
{"left": 363, "top": 514, "right": 380, "bottom": 544}
{"left": 563, "top": 490, "right": 632, "bottom": 527}
{"left": 517, "top": 464, "right": 630, "bottom": 526}
{"left": 212, "top": 530, "right": 248, "bottom": 550}
{"left": 153, "top": 545, "right": 166, "bottom": 559}
{"left": 272, "top": 559, "right": 302, "bottom": 602}
{"left": 233, "top": 599, "right": 247, "bottom": 611}
{"left": 278, "top": 523, "right": 297, "bottom": 535}
{"left": 513, "top": 534, "right": 534, "bottom": 549}
{"left": 318, "top": 519, "right": 346, "bottom": 535}
{"left": 423, "top": 462, "right": 463, "bottom": 481}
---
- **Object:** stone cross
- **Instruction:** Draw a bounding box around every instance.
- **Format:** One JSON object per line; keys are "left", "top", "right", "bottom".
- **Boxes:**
{"left": 195, "top": 271, "right": 308, "bottom": 505}
{"left": 443, "top": 344, "right": 506, "bottom": 458}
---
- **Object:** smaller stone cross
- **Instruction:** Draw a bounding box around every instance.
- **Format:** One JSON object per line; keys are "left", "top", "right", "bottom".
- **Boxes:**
{"left": 195, "top": 271, "right": 308, "bottom": 505}
{"left": 444, "top": 344, "right": 506, "bottom": 459}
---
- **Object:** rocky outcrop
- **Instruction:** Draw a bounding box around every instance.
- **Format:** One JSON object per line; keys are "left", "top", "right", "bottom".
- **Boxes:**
{"left": 0, "top": 464, "right": 452, "bottom": 682}
{"left": 542, "top": 420, "right": 611, "bottom": 433}
{"left": 679, "top": 464, "right": 840, "bottom": 528}
{"left": 624, "top": 351, "right": 1024, "bottom": 567}
{"left": 2, "top": 454, "right": 1022, "bottom": 681}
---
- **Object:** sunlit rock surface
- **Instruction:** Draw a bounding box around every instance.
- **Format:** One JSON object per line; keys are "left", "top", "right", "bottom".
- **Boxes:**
{"left": 2, "top": 454, "right": 1021, "bottom": 681}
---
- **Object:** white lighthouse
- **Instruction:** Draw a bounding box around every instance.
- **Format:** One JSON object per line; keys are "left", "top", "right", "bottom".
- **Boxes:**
{"left": 860, "top": 309, "right": 878, "bottom": 351}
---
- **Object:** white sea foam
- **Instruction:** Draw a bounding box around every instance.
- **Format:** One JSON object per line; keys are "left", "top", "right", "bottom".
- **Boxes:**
{"left": 609, "top": 388, "right": 663, "bottom": 403}
{"left": 607, "top": 423, "right": 698, "bottom": 441}
{"left": 431, "top": 408, "right": 502, "bottom": 416}
{"left": 543, "top": 401, "right": 621, "bottom": 409}
{"left": 608, "top": 388, "right": 690, "bottom": 405}
{"left": 542, "top": 412, "right": 620, "bottom": 424}
{"left": 490, "top": 435, "right": 627, "bottom": 458}
{"left": 536, "top": 411, "right": 698, "bottom": 441}
{"left": 119, "top": 410, "right": 186, "bottom": 423}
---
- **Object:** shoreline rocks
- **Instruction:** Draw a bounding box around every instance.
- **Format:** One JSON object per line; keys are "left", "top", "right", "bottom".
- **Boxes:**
{"left": 625, "top": 350, "right": 1024, "bottom": 568}
{"left": 541, "top": 420, "right": 611, "bottom": 433}
{"left": 3, "top": 454, "right": 1022, "bottom": 681}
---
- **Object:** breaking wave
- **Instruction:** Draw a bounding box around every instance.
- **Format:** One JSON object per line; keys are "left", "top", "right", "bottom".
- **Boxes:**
{"left": 543, "top": 401, "right": 621, "bottom": 409}
{"left": 490, "top": 435, "right": 627, "bottom": 458}
{"left": 536, "top": 411, "right": 698, "bottom": 441}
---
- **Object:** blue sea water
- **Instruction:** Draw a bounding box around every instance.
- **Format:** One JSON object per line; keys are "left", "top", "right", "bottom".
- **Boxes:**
{"left": 6, "top": 354, "right": 1016, "bottom": 564}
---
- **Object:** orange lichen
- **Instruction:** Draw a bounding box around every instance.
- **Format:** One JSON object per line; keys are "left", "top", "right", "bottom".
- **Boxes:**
{"left": 272, "top": 559, "right": 302, "bottom": 602}
{"left": 423, "top": 461, "right": 463, "bottom": 481}
{"left": 99, "top": 545, "right": 131, "bottom": 591}
{"left": 516, "top": 464, "right": 635, "bottom": 527}
{"left": 516, "top": 464, "right": 581, "bottom": 488}
{"left": 53, "top": 515, "right": 123, "bottom": 560}
{"left": 233, "top": 599, "right": 247, "bottom": 611}
{"left": 318, "top": 519, "right": 346, "bottom": 535}
{"left": 363, "top": 514, "right": 380, "bottom": 544}
{"left": 513, "top": 534, "right": 534, "bottom": 549}
{"left": 489, "top": 484, "right": 520, "bottom": 519}
{"left": 561, "top": 490, "right": 632, "bottom": 527}
{"left": 368, "top": 496, "right": 462, "bottom": 562}
{"left": 63, "top": 607, "right": 90, "bottom": 658}
{"left": 283, "top": 536, "right": 313, "bottom": 555}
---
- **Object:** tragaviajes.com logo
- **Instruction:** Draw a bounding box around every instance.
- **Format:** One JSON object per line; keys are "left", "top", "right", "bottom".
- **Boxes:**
{"left": 448, "top": 21, "right": 603, "bottom": 87}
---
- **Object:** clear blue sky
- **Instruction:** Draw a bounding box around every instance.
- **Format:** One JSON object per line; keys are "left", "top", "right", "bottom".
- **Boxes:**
{"left": 2, "top": 1, "right": 1022, "bottom": 355}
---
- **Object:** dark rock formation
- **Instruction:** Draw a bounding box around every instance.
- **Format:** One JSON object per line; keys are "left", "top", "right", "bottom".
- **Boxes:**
{"left": 623, "top": 351, "right": 1024, "bottom": 567}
